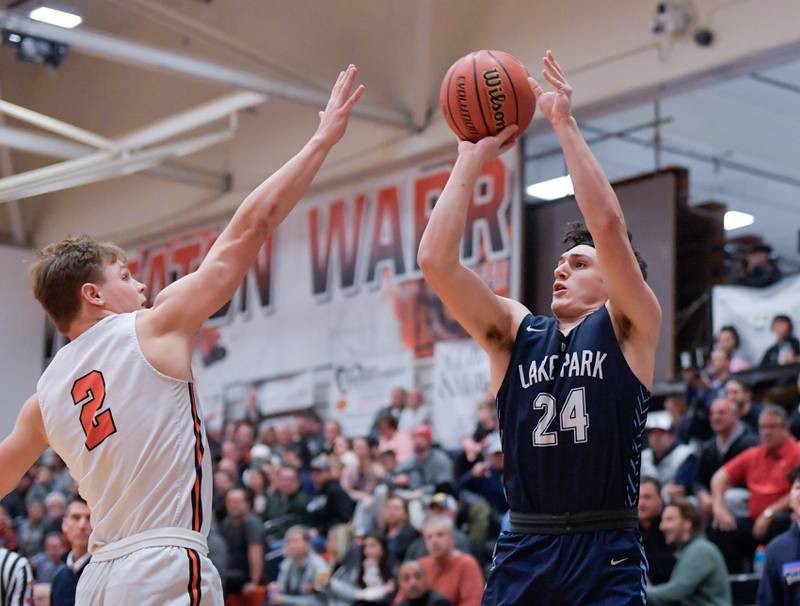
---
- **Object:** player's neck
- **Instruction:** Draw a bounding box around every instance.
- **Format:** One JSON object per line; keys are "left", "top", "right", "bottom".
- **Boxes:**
{"left": 66, "top": 309, "right": 115, "bottom": 341}
{"left": 555, "top": 307, "right": 595, "bottom": 335}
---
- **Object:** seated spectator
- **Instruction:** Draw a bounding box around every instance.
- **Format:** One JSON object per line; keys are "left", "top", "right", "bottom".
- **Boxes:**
{"left": 1, "top": 470, "right": 30, "bottom": 521}
{"left": 457, "top": 398, "right": 497, "bottom": 478}
{"left": 213, "top": 468, "right": 236, "bottom": 522}
{"left": 262, "top": 466, "right": 309, "bottom": 542}
{"left": 737, "top": 243, "right": 782, "bottom": 288}
{"left": 640, "top": 411, "right": 694, "bottom": 499}
{"left": 306, "top": 455, "right": 355, "bottom": 536}
{"left": 399, "top": 390, "right": 432, "bottom": 434}
{"left": 663, "top": 392, "right": 687, "bottom": 435}
{"left": 408, "top": 516, "right": 483, "bottom": 606}
{"left": 323, "top": 420, "right": 343, "bottom": 454}
{"left": 638, "top": 477, "right": 675, "bottom": 585}
{"left": 274, "top": 421, "right": 298, "bottom": 460}
{"left": 648, "top": 499, "right": 731, "bottom": 605}
{"left": 715, "top": 325, "right": 751, "bottom": 373}
{"left": 235, "top": 422, "right": 257, "bottom": 464}
{"left": 332, "top": 436, "right": 358, "bottom": 470}
{"left": 692, "top": 397, "right": 759, "bottom": 517}
{"left": 757, "top": 464, "right": 800, "bottom": 605}
{"left": 32, "top": 582, "right": 50, "bottom": 606}
{"left": 221, "top": 488, "right": 265, "bottom": 600}
{"left": 403, "top": 505, "right": 473, "bottom": 564}
{"left": 761, "top": 314, "right": 800, "bottom": 368}
{"left": 341, "top": 438, "right": 383, "bottom": 503}
{"left": 376, "top": 415, "right": 414, "bottom": 464}
{"left": 26, "top": 466, "right": 55, "bottom": 506}
{"left": 370, "top": 387, "right": 407, "bottom": 439}
{"left": 31, "top": 532, "right": 64, "bottom": 583}
{"left": 395, "top": 426, "right": 454, "bottom": 496}
{"left": 327, "top": 532, "right": 396, "bottom": 605}
{"left": 324, "top": 524, "right": 354, "bottom": 570}
{"left": 295, "top": 411, "right": 325, "bottom": 466}
{"left": 269, "top": 525, "right": 329, "bottom": 605}
{"left": 725, "top": 378, "right": 763, "bottom": 435}
{"left": 0, "top": 504, "right": 19, "bottom": 550}
{"left": 711, "top": 405, "right": 800, "bottom": 572}
{"left": 17, "top": 499, "right": 47, "bottom": 557}
{"left": 381, "top": 496, "right": 419, "bottom": 563}
{"left": 51, "top": 497, "right": 91, "bottom": 606}
{"left": 43, "top": 492, "right": 66, "bottom": 535}
{"left": 704, "top": 347, "right": 732, "bottom": 405}
{"left": 395, "top": 560, "right": 453, "bottom": 606}
{"left": 244, "top": 466, "right": 269, "bottom": 517}
{"left": 457, "top": 433, "right": 507, "bottom": 516}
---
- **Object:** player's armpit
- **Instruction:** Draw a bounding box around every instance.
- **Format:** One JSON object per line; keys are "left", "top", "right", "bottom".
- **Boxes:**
{"left": 593, "top": 219, "right": 662, "bottom": 344}
{"left": 417, "top": 259, "right": 527, "bottom": 355}
{"left": 0, "top": 394, "right": 49, "bottom": 499}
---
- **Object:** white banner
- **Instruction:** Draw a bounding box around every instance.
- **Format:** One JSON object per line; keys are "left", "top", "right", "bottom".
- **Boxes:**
{"left": 712, "top": 274, "right": 800, "bottom": 366}
{"left": 330, "top": 352, "right": 414, "bottom": 438}
{"left": 119, "top": 152, "right": 519, "bottom": 434}
{"left": 431, "top": 340, "right": 491, "bottom": 450}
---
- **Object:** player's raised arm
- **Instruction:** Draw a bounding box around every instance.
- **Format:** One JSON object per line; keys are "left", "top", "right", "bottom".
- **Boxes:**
{"left": 417, "top": 127, "right": 529, "bottom": 387}
{"left": 530, "top": 51, "right": 661, "bottom": 345}
{"left": 146, "top": 65, "right": 365, "bottom": 337}
{"left": 0, "top": 395, "right": 49, "bottom": 499}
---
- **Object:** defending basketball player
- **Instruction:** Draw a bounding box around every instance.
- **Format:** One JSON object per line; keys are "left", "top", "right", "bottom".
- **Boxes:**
{"left": 418, "top": 51, "right": 661, "bottom": 605}
{"left": 0, "top": 65, "right": 364, "bottom": 605}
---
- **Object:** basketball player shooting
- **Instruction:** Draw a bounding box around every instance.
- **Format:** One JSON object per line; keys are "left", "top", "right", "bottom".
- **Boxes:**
{"left": 418, "top": 51, "right": 661, "bottom": 605}
{"left": 0, "top": 65, "right": 364, "bottom": 605}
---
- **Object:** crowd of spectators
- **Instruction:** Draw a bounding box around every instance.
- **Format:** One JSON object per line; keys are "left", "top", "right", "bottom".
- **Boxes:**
{"left": 6, "top": 306, "right": 800, "bottom": 605}
{"left": 637, "top": 310, "right": 800, "bottom": 604}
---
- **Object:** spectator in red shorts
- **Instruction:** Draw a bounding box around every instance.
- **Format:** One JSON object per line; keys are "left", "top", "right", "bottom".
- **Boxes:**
{"left": 710, "top": 405, "right": 800, "bottom": 572}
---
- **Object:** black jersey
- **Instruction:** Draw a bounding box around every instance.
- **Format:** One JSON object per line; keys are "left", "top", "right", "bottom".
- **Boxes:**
{"left": 496, "top": 305, "right": 650, "bottom": 514}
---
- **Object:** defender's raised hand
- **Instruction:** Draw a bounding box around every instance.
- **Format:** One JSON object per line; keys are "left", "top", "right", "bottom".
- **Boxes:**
{"left": 528, "top": 50, "right": 573, "bottom": 126}
{"left": 316, "top": 64, "right": 365, "bottom": 147}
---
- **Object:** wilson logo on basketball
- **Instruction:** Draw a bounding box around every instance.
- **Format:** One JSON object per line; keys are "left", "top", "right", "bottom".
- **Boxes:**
{"left": 483, "top": 68, "right": 507, "bottom": 130}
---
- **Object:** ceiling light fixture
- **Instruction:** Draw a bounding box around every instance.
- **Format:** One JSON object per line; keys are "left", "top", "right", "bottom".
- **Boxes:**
{"left": 723, "top": 210, "right": 754, "bottom": 231}
{"left": 28, "top": 6, "right": 82, "bottom": 29}
{"left": 526, "top": 175, "right": 575, "bottom": 201}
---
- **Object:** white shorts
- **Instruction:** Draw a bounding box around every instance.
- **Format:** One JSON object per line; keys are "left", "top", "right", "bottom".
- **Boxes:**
{"left": 77, "top": 546, "right": 223, "bottom": 605}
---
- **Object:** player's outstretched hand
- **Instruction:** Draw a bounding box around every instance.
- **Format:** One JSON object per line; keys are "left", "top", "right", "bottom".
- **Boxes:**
{"left": 316, "top": 64, "right": 365, "bottom": 148}
{"left": 457, "top": 125, "right": 518, "bottom": 165}
{"left": 528, "top": 50, "right": 573, "bottom": 126}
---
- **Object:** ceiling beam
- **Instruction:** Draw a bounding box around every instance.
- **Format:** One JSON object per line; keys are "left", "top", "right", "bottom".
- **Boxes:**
{"left": 0, "top": 8, "right": 412, "bottom": 129}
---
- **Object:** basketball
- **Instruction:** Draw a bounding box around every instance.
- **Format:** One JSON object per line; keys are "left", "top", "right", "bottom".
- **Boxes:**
{"left": 439, "top": 50, "right": 535, "bottom": 143}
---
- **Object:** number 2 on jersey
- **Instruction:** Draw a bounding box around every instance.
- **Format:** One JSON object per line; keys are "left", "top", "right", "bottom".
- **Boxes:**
{"left": 532, "top": 387, "right": 589, "bottom": 447}
{"left": 71, "top": 371, "right": 117, "bottom": 450}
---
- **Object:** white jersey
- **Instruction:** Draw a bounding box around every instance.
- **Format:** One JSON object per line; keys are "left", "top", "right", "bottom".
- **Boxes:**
{"left": 37, "top": 312, "right": 212, "bottom": 556}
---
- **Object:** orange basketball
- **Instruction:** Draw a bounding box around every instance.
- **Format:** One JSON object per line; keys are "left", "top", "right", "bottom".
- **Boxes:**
{"left": 439, "top": 50, "right": 535, "bottom": 143}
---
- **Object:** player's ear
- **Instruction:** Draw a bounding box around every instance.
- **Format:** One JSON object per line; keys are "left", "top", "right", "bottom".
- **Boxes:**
{"left": 80, "top": 282, "right": 105, "bottom": 307}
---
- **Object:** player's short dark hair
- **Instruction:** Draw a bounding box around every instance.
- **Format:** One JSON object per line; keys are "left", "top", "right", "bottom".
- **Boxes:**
{"left": 667, "top": 498, "right": 703, "bottom": 533}
{"left": 562, "top": 221, "right": 648, "bottom": 280}
{"left": 718, "top": 325, "right": 741, "bottom": 349}
{"left": 788, "top": 465, "right": 800, "bottom": 486}
{"left": 30, "top": 236, "right": 128, "bottom": 333}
